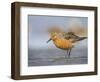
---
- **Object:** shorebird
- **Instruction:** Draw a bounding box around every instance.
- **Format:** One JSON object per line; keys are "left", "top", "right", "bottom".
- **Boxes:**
{"left": 47, "top": 27, "right": 87, "bottom": 58}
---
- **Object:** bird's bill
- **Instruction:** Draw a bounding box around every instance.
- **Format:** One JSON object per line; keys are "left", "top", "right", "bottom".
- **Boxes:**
{"left": 46, "top": 38, "right": 52, "bottom": 43}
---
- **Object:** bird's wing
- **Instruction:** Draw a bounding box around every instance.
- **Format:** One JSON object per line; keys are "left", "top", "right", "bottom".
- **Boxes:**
{"left": 63, "top": 32, "right": 80, "bottom": 40}
{"left": 63, "top": 32, "right": 87, "bottom": 42}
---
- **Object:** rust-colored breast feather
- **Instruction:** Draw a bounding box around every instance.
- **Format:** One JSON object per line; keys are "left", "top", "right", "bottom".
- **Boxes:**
{"left": 53, "top": 38, "right": 73, "bottom": 50}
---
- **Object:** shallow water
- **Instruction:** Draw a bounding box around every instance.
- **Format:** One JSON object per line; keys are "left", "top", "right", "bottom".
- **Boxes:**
{"left": 28, "top": 47, "right": 88, "bottom": 66}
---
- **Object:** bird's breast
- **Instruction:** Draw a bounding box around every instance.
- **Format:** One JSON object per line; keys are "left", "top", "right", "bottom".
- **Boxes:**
{"left": 53, "top": 39, "right": 73, "bottom": 49}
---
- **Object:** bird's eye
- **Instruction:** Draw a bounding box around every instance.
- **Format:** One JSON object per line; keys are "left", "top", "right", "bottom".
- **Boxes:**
{"left": 54, "top": 32, "right": 56, "bottom": 34}
{"left": 51, "top": 32, "right": 56, "bottom": 35}
{"left": 51, "top": 32, "right": 54, "bottom": 35}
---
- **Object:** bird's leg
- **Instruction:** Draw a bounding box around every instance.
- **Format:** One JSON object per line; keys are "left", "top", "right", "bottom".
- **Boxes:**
{"left": 65, "top": 49, "right": 70, "bottom": 63}
{"left": 68, "top": 48, "right": 72, "bottom": 58}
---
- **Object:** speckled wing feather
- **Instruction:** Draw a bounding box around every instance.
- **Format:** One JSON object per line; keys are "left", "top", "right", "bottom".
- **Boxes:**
{"left": 63, "top": 32, "right": 87, "bottom": 42}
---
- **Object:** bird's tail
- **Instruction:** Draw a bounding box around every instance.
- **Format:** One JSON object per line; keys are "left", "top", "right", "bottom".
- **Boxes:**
{"left": 76, "top": 37, "right": 87, "bottom": 41}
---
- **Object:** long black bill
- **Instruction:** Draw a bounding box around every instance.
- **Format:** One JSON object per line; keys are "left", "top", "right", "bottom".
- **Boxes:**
{"left": 46, "top": 38, "right": 52, "bottom": 43}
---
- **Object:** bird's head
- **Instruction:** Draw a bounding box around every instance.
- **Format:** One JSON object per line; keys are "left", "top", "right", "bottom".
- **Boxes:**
{"left": 51, "top": 32, "right": 58, "bottom": 39}
{"left": 47, "top": 26, "right": 62, "bottom": 43}
{"left": 47, "top": 32, "right": 58, "bottom": 43}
